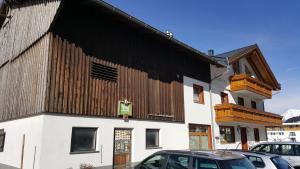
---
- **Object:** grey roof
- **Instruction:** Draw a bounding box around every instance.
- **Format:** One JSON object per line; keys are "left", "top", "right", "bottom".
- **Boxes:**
{"left": 212, "top": 44, "right": 257, "bottom": 65}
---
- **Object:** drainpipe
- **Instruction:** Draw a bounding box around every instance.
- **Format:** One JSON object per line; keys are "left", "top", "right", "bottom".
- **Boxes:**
{"left": 209, "top": 83, "right": 216, "bottom": 149}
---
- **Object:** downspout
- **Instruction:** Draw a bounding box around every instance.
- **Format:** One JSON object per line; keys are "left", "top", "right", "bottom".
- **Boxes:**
{"left": 209, "top": 83, "right": 216, "bottom": 149}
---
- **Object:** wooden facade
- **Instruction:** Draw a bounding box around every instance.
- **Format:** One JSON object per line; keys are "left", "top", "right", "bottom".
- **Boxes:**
{"left": 45, "top": 34, "right": 185, "bottom": 121}
{"left": 0, "top": 0, "right": 215, "bottom": 122}
{"left": 214, "top": 103, "right": 282, "bottom": 126}
{"left": 230, "top": 74, "right": 273, "bottom": 99}
{"left": 0, "top": 34, "right": 50, "bottom": 121}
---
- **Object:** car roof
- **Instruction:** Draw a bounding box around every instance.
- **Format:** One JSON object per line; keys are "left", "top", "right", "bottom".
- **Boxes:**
{"left": 254, "top": 142, "right": 300, "bottom": 146}
{"left": 228, "top": 150, "right": 279, "bottom": 158}
{"left": 155, "top": 150, "right": 245, "bottom": 161}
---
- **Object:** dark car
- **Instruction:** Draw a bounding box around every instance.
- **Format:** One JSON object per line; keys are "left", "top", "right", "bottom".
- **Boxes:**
{"left": 134, "top": 150, "right": 256, "bottom": 169}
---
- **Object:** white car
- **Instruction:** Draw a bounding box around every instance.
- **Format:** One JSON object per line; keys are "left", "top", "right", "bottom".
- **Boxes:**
{"left": 251, "top": 142, "right": 300, "bottom": 169}
{"left": 230, "top": 151, "right": 294, "bottom": 169}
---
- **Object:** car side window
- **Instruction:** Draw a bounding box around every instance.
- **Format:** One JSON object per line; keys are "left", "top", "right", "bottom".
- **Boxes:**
{"left": 251, "top": 145, "right": 263, "bottom": 152}
{"left": 281, "top": 145, "right": 294, "bottom": 156}
{"left": 295, "top": 145, "right": 300, "bottom": 155}
{"left": 166, "top": 154, "right": 190, "bottom": 169}
{"left": 193, "top": 157, "right": 219, "bottom": 169}
{"left": 140, "top": 154, "right": 167, "bottom": 169}
{"left": 244, "top": 155, "right": 265, "bottom": 168}
{"left": 259, "top": 145, "right": 272, "bottom": 153}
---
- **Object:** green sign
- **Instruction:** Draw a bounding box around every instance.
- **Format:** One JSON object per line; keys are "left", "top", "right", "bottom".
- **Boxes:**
{"left": 118, "top": 100, "right": 132, "bottom": 116}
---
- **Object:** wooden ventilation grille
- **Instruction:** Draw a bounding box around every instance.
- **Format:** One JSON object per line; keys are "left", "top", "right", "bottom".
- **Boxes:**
{"left": 91, "top": 62, "right": 118, "bottom": 82}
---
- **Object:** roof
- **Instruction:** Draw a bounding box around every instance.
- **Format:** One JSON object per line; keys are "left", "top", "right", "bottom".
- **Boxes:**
{"left": 156, "top": 150, "right": 245, "bottom": 160}
{"left": 214, "top": 44, "right": 257, "bottom": 64}
{"left": 213, "top": 44, "right": 281, "bottom": 90}
{"left": 78, "top": 0, "right": 224, "bottom": 67}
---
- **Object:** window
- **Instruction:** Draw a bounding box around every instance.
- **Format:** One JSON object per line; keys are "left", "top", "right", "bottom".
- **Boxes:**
{"left": 221, "top": 92, "right": 229, "bottom": 104}
{"left": 254, "top": 128, "right": 260, "bottom": 142}
{"left": 193, "top": 84, "right": 204, "bottom": 104}
{"left": 259, "top": 145, "right": 272, "bottom": 153}
{"left": 140, "top": 154, "right": 167, "bottom": 169}
{"left": 70, "top": 127, "right": 97, "bottom": 153}
{"left": 245, "top": 155, "right": 265, "bottom": 168}
{"left": 237, "top": 97, "right": 244, "bottom": 106}
{"left": 281, "top": 145, "right": 294, "bottom": 156}
{"left": 0, "top": 129, "right": 5, "bottom": 152}
{"left": 251, "top": 101, "right": 257, "bottom": 109}
{"left": 193, "top": 157, "right": 219, "bottom": 169}
{"left": 271, "top": 157, "right": 293, "bottom": 169}
{"left": 146, "top": 129, "right": 159, "bottom": 148}
{"left": 232, "top": 62, "right": 240, "bottom": 74}
{"left": 219, "top": 126, "right": 235, "bottom": 144}
{"left": 166, "top": 154, "right": 190, "bottom": 169}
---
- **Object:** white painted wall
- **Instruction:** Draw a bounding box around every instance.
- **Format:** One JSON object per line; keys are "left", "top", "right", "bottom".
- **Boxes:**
{"left": 38, "top": 115, "right": 188, "bottom": 169}
{"left": 0, "top": 115, "right": 44, "bottom": 169}
{"left": 183, "top": 76, "right": 212, "bottom": 126}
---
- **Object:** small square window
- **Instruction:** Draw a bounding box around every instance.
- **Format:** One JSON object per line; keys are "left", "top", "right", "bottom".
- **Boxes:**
{"left": 146, "top": 129, "right": 159, "bottom": 148}
{"left": 70, "top": 127, "right": 97, "bottom": 153}
{"left": 251, "top": 101, "right": 257, "bottom": 109}
{"left": 0, "top": 129, "right": 5, "bottom": 152}
{"left": 193, "top": 85, "right": 204, "bottom": 104}
{"left": 220, "top": 126, "right": 235, "bottom": 144}
{"left": 237, "top": 97, "right": 244, "bottom": 106}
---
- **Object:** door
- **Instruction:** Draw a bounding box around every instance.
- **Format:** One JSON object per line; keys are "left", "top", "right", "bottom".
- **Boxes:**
{"left": 240, "top": 127, "right": 248, "bottom": 151}
{"left": 113, "top": 129, "right": 132, "bottom": 169}
{"left": 189, "top": 124, "right": 212, "bottom": 150}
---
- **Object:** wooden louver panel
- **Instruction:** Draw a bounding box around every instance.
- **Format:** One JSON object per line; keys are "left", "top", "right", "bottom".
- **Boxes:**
{"left": 90, "top": 62, "right": 118, "bottom": 82}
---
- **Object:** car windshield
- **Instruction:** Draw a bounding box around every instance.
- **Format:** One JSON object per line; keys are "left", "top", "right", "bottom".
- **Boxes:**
{"left": 271, "top": 156, "right": 292, "bottom": 169}
{"left": 221, "top": 158, "right": 256, "bottom": 169}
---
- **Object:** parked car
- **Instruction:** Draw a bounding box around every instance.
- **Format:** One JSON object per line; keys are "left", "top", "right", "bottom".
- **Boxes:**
{"left": 229, "top": 150, "right": 294, "bottom": 169}
{"left": 250, "top": 142, "right": 300, "bottom": 169}
{"left": 134, "top": 150, "right": 256, "bottom": 169}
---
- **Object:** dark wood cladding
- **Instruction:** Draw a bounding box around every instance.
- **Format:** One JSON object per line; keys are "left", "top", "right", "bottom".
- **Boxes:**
{"left": 46, "top": 34, "right": 185, "bottom": 122}
{"left": 0, "top": 35, "right": 50, "bottom": 121}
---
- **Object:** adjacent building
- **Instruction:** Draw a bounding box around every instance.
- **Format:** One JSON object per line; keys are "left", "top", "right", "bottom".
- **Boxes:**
{"left": 267, "top": 109, "right": 300, "bottom": 142}
{"left": 0, "top": 0, "right": 282, "bottom": 169}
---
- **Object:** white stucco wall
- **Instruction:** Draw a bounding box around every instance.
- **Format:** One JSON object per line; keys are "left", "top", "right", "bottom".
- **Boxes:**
{"left": 0, "top": 115, "right": 44, "bottom": 169}
{"left": 38, "top": 115, "right": 188, "bottom": 169}
{"left": 183, "top": 76, "right": 212, "bottom": 126}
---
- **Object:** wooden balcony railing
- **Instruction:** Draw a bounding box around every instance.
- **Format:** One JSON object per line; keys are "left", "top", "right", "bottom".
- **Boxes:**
{"left": 215, "top": 104, "right": 282, "bottom": 126}
{"left": 230, "top": 74, "right": 273, "bottom": 99}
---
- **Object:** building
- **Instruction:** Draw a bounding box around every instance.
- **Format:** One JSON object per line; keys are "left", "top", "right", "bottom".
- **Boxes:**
{"left": 267, "top": 109, "right": 300, "bottom": 142}
{"left": 0, "top": 0, "right": 282, "bottom": 169}
{"left": 209, "top": 45, "right": 282, "bottom": 151}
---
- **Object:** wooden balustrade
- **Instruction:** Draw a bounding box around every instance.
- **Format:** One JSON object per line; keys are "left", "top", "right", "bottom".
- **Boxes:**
{"left": 230, "top": 74, "right": 273, "bottom": 99}
{"left": 215, "top": 103, "right": 282, "bottom": 126}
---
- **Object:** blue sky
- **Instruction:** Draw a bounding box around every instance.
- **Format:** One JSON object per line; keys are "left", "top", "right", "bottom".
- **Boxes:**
{"left": 106, "top": 0, "right": 300, "bottom": 114}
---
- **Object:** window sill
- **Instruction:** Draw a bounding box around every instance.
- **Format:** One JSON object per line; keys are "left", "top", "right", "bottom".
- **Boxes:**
{"left": 70, "top": 150, "right": 99, "bottom": 155}
{"left": 146, "top": 146, "right": 162, "bottom": 150}
{"left": 193, "top": 101, "right": 204, "bottom": 105}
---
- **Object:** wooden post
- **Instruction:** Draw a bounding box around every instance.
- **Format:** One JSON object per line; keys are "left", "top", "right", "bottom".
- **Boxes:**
{"left": 20, "top": 134, "right": 25, "bottom": 169}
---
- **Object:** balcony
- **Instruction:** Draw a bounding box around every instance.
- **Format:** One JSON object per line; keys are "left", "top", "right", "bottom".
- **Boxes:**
{"left": 215, "top": 104, "right": 282, "bottom": 126}
{"left": 230, "top": 74, "right": 273, "bottom": 99}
